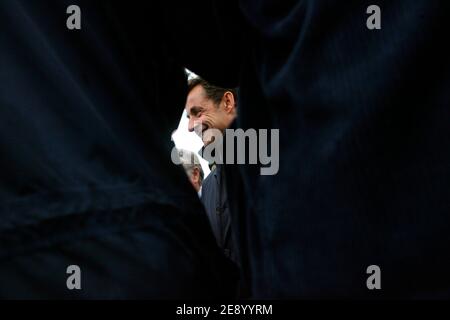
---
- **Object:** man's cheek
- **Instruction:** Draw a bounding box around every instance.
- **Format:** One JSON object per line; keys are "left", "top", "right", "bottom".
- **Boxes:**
{"left": 193, "top": 121, "right": 203, "bottom": 137}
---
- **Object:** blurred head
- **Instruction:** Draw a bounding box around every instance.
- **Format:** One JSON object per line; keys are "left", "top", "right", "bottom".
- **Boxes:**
{"left": 178, "top": 149, "right": 204, "bottom": 192}
{"left": 185, "top": 78, "right": 237, "bottom": 146}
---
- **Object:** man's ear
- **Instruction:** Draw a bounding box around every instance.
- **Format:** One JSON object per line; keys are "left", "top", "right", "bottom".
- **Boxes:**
{"left": 223, "top": 91, "right": 236, "bottom": 114}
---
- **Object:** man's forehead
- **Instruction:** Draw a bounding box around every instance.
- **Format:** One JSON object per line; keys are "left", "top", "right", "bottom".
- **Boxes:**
{"left": 186, "top": 85, "right": 207, "bottom": 109}
{"left": 188, "top": 85, "right": 206, "bottom": 100}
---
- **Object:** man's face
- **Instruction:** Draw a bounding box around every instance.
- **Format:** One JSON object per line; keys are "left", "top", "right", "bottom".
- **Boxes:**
{"left": 185, "top": 85, "right": 235, "bottom": 146}
{"left": 188, "top": 167, "right": 201, "bottom": 193}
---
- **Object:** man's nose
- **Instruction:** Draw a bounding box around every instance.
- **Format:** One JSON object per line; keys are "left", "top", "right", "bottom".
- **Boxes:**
{"left": 188, "top": 118, "right": 195, "bottom": 132}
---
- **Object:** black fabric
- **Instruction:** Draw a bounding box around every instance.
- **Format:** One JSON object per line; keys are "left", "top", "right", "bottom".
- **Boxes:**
{"left": 228, "top": 0, "right": 450, "bottom": 298}
{"left": 0, "top": 0, "right": 237, "bottom": 299}
{"left": 190, "top": 0, "right": 450, "bottom": 298}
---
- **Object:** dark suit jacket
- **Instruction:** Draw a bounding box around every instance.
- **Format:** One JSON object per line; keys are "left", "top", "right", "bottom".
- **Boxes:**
{"left": 201, "top": 165, "right": 236, "bottom": 263}
{"left": 0, "top": 0, "right": 237, "bottom": 299}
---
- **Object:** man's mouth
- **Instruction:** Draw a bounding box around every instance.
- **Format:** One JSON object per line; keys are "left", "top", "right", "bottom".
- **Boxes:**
{"left": 195, "top": 124, "right": 208, "bottom": 137}
{"left": 200, "top": 124, "right": 214, "bottom": 145}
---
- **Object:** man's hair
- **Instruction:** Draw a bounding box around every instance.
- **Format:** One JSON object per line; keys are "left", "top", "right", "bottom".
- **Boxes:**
{"left": 188, "top": 77, "right": 237, "bottom": 107}
{"left": 177, "top": 149, "right": 204, "bottom": 185}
